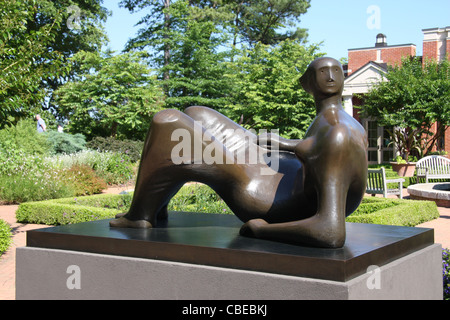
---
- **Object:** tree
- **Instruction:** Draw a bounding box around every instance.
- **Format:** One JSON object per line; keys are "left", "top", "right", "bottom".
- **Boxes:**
{"left": 121, "top": 0, "right": 235, "bottom": 109}
{"left": 361, "top": 57, "right": 450, "bottom": 159}
{"left": 0, "top": 0, "right": 66, "bottom": 127}
{"left": 0, "top": 0, "right": 109, "bottom": 127}
{"left": 119, "top": 0, "right": 311, "bottom": 104}
{"left": 223, "top": 40, "right": 323, "bottom": 138}
{"left": 55, "top": 50, "right": 165, "bottom": 140}
{"left": 29, "top": 0, "right": 109, "bottom": 113}
{"left": 227, "top": 0, "right": 310, "bottom": 46}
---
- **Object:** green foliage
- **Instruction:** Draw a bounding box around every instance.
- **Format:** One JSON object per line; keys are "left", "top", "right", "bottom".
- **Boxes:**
{"left": 0, "top": 119, "right": 50, "bottom": 156}
{"left": 0, "top": 145, "right": 76, "bottom": 204}
{"left": 0, "top": 173, "right": 75, "bottom": 204}
{"left": 120, "top": 0, "right": 312, "bottom": 112}
{"left": 55, "top": 50, "right": 165, "bottom": 140}
{"left": 0, "top": 219, "right": 12, "bottom": 256}
{"left": 223, "top": 40, "right": 322, "bottom": 138}
{"left": 0, "top": 0, "right": 66, "bottom": 126}
{"left": 46, "top": 131, "right": 87, "bottom": 155}
{"left": 361, "top": 57, "right": 450, "bottom": 158}
{"left": 99, "top": 153, "right": 135, "bottom": 185}
{"left": 347, "top": 197, "right": 440, "bottom": 226}
{"left": 168, "top": 184, "right": 232, "bottom": 214}
{"left": 62, "top": 164, "right": 107, "bottom": 196}
{"left": 49, "top": 150, "right": 136, "bottom": 185}
{"left": 228, "top": 0, "right": 311, "bottom": 46}
{"left": 86, "top": 136, "right": 143, "bottom": 163}
{"left": 162, "top": 8, "right": 236, "bottom": 110}
{"left": 16, "top": 194, "right": 128, "bottom": 225}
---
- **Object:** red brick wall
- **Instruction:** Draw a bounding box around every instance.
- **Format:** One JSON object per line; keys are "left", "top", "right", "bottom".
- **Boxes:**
{"left": 381, "top": 46, "right": 416, "bottom": 67}
{"left": 445, "top": 128, "right": 450, "bottom": 156}
{"left": 447, "top": 39, "right": 450, "bottom": 61}
{"left": 348, "top": 49, "right": 377, "bottom": 75}
{"left": 348, "top": 45, "right": 415, "bottom": 75}
{"left": 423, "top": 41, "right": 438, "bottom": 62}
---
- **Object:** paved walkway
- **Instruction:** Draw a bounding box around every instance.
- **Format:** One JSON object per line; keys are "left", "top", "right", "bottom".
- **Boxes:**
{"left": 0, "top": 187, "right": 449, "bottom": 300}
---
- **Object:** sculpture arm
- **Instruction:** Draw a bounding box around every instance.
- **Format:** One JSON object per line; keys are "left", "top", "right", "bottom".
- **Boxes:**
{"left": 257, "top": 132, "right": 302, "bottom": 152}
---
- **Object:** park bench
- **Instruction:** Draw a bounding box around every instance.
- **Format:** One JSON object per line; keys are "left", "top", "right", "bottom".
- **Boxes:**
{"left": 415, "top": 155, "right": 450, "bottom": 183}
{"left": 366, "top": 167, "right": 405, "bottom": 199}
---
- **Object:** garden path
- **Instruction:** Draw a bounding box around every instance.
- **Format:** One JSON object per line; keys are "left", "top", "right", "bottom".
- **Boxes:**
{"left": 0, "top": 187, "right": 449, "bottom": 300}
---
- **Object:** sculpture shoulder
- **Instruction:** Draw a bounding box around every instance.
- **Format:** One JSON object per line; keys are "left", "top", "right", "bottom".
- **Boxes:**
{"left": 307, "top": 108, "right": 364, "bottom": 136}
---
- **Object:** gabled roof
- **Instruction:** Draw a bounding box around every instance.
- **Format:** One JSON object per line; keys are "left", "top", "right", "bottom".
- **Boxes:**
{"left": 343, "top": 61, "right": 388, "bottom": 96}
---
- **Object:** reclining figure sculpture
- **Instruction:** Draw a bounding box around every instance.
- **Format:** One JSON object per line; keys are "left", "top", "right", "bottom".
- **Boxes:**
{"left": 109, "top": 57, "right": 368, "bottom": 248}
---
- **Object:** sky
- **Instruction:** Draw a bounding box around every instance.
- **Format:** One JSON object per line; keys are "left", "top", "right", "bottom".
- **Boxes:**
{"left": 103, "top": 0, "right": 450, "bottom": 60}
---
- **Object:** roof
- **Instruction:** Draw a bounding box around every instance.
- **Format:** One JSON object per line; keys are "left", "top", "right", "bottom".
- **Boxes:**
{"left": 348, "top": 43, "right": 416, "bottom": 52}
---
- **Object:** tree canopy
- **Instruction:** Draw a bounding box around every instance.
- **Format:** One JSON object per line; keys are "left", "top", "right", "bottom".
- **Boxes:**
{"left": 55, "top": 50, "right": 165, "bottom": 140}
{"left": 1, "top": 0, "right": 323, "bottom": 141}
{"left": 361, "top": 57, "right": 450, "bottom": 158}
{"left": 0, "top": 0, "right": 109, "bottom": 128}
{"left": 223, "top": 40, "right": 322, "bottom": 138}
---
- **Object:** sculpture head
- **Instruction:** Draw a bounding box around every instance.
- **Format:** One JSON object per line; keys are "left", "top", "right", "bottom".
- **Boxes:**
{"left": 300, "top": 57, "right": 344, "bottom": 99}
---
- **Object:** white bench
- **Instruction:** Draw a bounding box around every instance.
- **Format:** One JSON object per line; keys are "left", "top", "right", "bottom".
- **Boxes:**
{"left": 366, "top": 167, "right": 405, "bottom": 199}
{"left": 415, "top": 155, "right": 450, "bottom": 183}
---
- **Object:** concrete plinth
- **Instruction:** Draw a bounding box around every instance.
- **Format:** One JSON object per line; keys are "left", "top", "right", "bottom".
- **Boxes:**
{"left": 16, "top": 213, "right": 443, "bottom": 300}
{"left": 16, "top": 244, "right": 442, "bottom": 300}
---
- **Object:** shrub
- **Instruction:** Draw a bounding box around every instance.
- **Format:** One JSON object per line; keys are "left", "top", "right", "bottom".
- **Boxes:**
{"left": 98, "top": 152, "right": 135, "bottom": 185}
{"left": 168, "top": 184, "right": 232, "bottom": 214}
{"left": 86, "top": 136, "right": 143, "bottom": 162}
{"left": 62, "top": 165, "right": 107, "bottom": 196}
{"left": 16, "top": 193, "right": 132, "bottom": 225}
{"left": 444, "top": 249, "right": 450, "bottom": 300}
{"left": 0, "top": 119, "right": 50, "bottom": 155}
{"left": 347, "top": 197, "right": 440, "bottom": 226}
{"left": 45, "top": 131, "right": 86, "bottom": 155}
{"left": 0, "top": 219, "right": 12, "bottom": 256}
{"left": 0, "top": 150, "right": 75, "bottom": 204}
{"left": 47, "top": 150, "right": 136, "bottom": 185}
{"left": 0, "top": 173, "right": 75, "bottom": 204}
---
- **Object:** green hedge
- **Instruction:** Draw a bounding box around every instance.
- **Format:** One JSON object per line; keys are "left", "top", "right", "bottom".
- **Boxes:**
{"left": 0, "top": 219, "right": 12, "bottom": 256}
{"left": 16, "top": 193, "right": 133, "bottom": 225}
{"left": 16, "top": 185, "right": 440, "bottom": 228}
{"left": 347, "top": 197, "right": 440, "bottom": 226}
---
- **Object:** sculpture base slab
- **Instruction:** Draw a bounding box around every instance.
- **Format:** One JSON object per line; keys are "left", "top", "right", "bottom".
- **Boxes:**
{"left": 16, "top": 212, "right": 443, "bottom": 300}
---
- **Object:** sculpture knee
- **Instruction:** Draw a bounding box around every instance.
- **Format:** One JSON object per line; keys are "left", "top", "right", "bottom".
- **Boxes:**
{"left": 152, "top": 109, "right": 183, "bottom": 125}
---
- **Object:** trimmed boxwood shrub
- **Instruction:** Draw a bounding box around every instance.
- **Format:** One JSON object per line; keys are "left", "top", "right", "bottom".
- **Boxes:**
{"left": 0, "top": 219, "right": 12, "bottom": 256}
{"left": 347, "top": 197, "right": 440, "bottom": 226}
{"left": 16, "top": 193, "right": 133, "bottom": 225}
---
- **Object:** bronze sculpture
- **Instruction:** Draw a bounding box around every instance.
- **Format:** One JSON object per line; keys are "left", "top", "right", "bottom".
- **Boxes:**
{"left": 109, "top": 57, "right": 368, "bottom": 248}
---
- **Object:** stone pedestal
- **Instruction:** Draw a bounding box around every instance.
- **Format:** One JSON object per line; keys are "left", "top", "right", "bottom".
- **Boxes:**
{"left": 16, "top": 213, "right": 443, "bottom": 300}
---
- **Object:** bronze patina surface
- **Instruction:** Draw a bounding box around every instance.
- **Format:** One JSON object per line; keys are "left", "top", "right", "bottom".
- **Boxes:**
{"left": 27, "top": 213, "right": 434, "bottom": 282}
{"left": 108, "top": 57, "right": 368, "bottom": 248}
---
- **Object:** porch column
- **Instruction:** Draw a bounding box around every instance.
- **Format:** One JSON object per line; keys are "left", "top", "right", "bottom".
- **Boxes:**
{"left": 343, "top": 95, "right": 353, "bottom": 116}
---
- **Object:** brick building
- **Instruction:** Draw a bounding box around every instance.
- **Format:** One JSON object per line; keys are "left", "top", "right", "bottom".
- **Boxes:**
{"left": 343, "top": 27, "right": 450, "bottom": 164}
